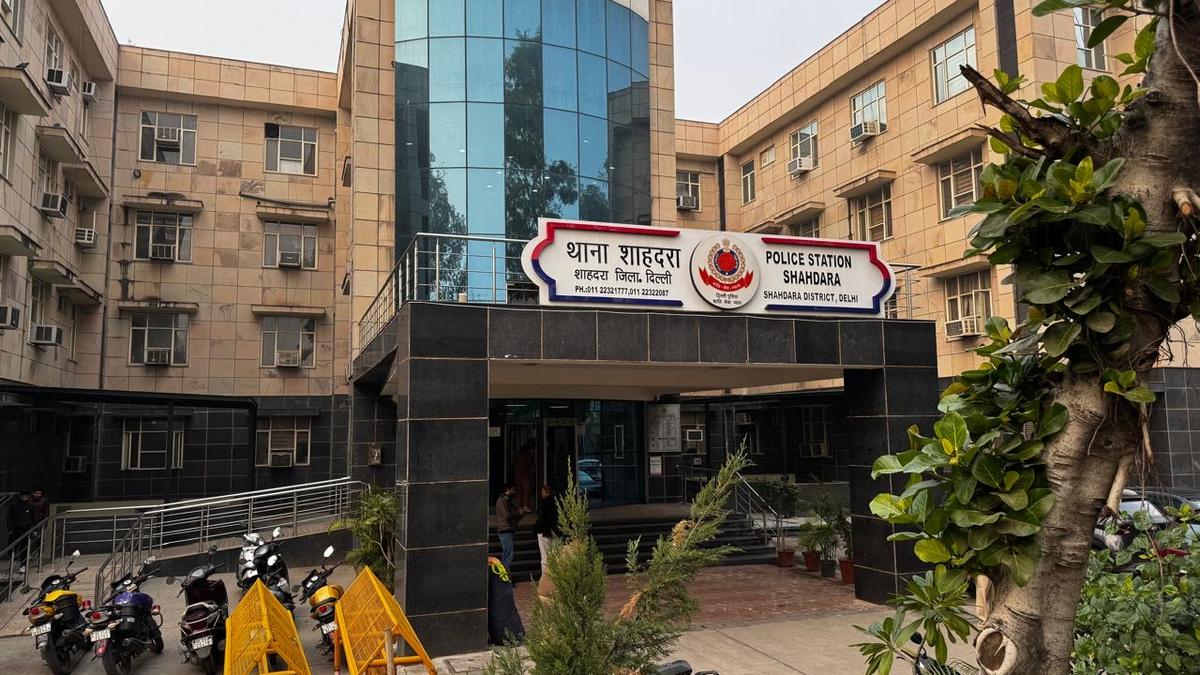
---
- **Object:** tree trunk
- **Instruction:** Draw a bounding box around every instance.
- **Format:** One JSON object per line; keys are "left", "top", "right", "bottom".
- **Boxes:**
{"left": 974, "top": 4, "right": 1200, "bottom": 674}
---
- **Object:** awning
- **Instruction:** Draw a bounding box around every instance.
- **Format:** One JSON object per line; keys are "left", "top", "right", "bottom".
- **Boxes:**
{"left": 772, "top": 200, "right": 825, "bottom": 226}
{"left": 56, "top": 279, "right": 102, "bottom": 306}
{"left": 834, "top": 169, "right": 897, "bottom": 199}
{"left": 34, "top": 125, "right": 86, "bottom": 164}
{"left": 116, "top": 299, "right": 200, "bottom": 315}
{"left": 29, "top": 259, "right": 76, "bottom": 285}
{"left": 912, "top": 128, "right": 988, "bottom": 165}
{"left": 0, "top": 66, "right": 51, "bottom": 116}
{"left": 922, "top": 255, "right": 992, "bottom": 279}
{"left": 256, "top": 204, "right": 331, "bottom": 225}
{"left": 748, "top": 222, "right": 783, "bottom": 234}
{"left": 0, "top": 225, "right": 40, "bottom": 257}
{"left": 62, "top": 161, "right": 109, "bottom": 198}
{"left": 251, "top": 305, "right": 326, "bottom": 318}
{"left": 122, "top": 195, "right": 204, "bottom": 214}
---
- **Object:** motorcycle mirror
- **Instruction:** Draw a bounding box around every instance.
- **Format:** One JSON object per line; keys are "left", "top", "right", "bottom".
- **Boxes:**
{"left": 323, "top": 546, "right": 334, "bottom": 559}
{"left": 267, "top": 555, "right": 278, "bottom": 567}
{"left": 272, "top": 526, "right": 282, "bottom": 538}
{"left": 18, "top": 585, "right": 30, "bottom": 594}
{"left": 71, "top": 550, "right": 81, "bottom": 558}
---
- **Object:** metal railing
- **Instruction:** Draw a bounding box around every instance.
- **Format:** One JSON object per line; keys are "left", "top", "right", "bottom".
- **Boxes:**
{"left": 90, "top": 477, "right": 365, "bottom": 601}
{"left": 359, "top": 232, "right": 533, "bottom": 345}
{"left": 0, "top": 516, "right": 53, "bottom": 604}
{"left": 682, "top": 466, "right": 782, "bottom": 548}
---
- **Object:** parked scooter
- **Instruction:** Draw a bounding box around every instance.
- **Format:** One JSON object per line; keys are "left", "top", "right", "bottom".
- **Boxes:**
{"left": 85, "top": 556, "right": 164, "bottom": 675}
{"left": 237, "top": 526, "right": 284, "bottom": 592}
{"left": 294, "top": 545, "right": 343, "bottom": 653}
{"left": 166, "top": 545, "right": 227, "bottom": 675}
{"left": 259, "top": 553, "right": 295, "bottom": 613}
{"left": 21, "top": 550, "right": 90, "bottom": 675}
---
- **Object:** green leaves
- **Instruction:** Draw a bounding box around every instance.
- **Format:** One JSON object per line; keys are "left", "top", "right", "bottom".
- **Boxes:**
{"left": 914, "top": 538, "right": 953, "bottom": 564}
{"left": 1103, "top": 368, "right": 1157, "bottom": 404}
{"left": 1042, "top": 321, "right": 1081, "bottom": 357}
{"left": 1021, "top": 271, "right": 1075, "bottom": 303}
{"left": 934, "top": 412, "right": 969, "bottom": 451}
{"left": 1087, "top": 15, "right": 1127, "bottom": 49}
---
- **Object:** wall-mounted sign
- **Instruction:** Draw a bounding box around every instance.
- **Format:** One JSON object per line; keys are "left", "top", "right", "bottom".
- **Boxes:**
{"left": 522, "top": 219, "right": 894, "bottom": 316}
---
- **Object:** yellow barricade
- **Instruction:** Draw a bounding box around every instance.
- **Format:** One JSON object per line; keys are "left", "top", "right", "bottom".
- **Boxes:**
{"left": 224, "top": 579, "right": 313, "bottom": 675}
{"left": 334, "top": 567, "right": 436, "bottom": 675}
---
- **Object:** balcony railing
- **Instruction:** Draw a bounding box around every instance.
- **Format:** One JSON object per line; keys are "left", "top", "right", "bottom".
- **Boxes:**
{"left": 358, "top": 233, "right": 922, "bottom": 347}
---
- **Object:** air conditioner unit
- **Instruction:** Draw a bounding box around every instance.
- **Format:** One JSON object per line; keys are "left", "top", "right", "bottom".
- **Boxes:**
{"left": 45, "top": 68, "right": 70, "bottom": 96}
{"left": 735, "top": 412, "right": 751, "bottom": 425}
{"left": 144, "top": 347, "right": 172, "bottom": 366}
{"left": 39, "top": 193, "right": 68, "bottom": 219}
{"left": 62, "top": 456, "right": 86, "bottom": 474}
{"left": 278, "top": 250, "right": 302, "bottom": 268}
{"left": 676, "top": 194, "right": 698, "bottom": 210}
{"left": 149, "top": 243, "right": 175, "bottom": 261}
{"left": 275, "top": 350, "right": 302, "bottom": 368}
{"left": 268, "top": 452, "right": 293, "bottom": 468}
{"left": 850, "top": 120, "right": 882, "bottom": 142}
{"left": 944, "top": 317, "right": 981, "bottom": 339}
{"left": 80, "top": 81, "right": 97, "bottom": 103}
{"left": 787, "top": 156, "right": 815, "bottom": 175}
{"left": 155, "top": 126, "right": 181, "bottom": 145}
{"left": 74, "top": 227, "right": 96, "bottom": 247}
{"left": 30, "top": 324, "right": 63, "bottom": 346}
{"left": 0, "top": 305, "right": 19, "bottom": 330}
{"left": 685, "top": 428, "right": 704, "bottom": 442}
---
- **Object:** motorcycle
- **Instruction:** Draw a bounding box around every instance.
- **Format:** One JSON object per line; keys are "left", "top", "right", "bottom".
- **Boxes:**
{"left": 236, "top": 526, "right": 283, "bottom": 592}
{"left": 21, "top": 550, "right": 89, "bottom": 675}
{"left": 85, "top": 556, "right": 164, "bottom": 675}
{"left": 166, "top": 545, "right": 227, "bottom": 675}
{"left": 294, "top": 545, "right": 342, "bottom": 653}
{"left": 260, "top": 553, "right": 295, "bottom": 613}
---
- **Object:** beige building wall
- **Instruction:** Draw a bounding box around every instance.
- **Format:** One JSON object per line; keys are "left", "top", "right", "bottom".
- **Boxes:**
{"left": 107, "top": 46, "right": 341, "bottom": 397}
{"left": 0, "top": 0, "right": 116, "bottom": 389}
{"left": 648, "top": 0, "right": 676, "bottom": 227}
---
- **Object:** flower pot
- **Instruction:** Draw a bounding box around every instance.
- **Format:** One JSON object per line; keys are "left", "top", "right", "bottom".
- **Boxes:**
{"left": 802, "top": 550, "right": 820, "bottom": 572}
{"left": 776, "top": 549, "right": 796, "bottom": 568}
{"left": 839, "top": 559, "right": 855, "bottom": 585}
{"left": 820, "top": 559, "right": 837, "bottom": 578}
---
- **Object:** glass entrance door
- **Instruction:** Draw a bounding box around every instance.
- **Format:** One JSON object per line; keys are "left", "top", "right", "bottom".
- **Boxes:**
{"left": 543, "top": 418, "right": 576, "bottom": 498}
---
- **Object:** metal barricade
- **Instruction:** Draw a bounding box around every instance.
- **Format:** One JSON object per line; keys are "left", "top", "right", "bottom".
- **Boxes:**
{"left": 224, "top": 579, "right": 311, "bottom": 675}
{"left": 334, "top": 566, "right": 435, "bottom": 675}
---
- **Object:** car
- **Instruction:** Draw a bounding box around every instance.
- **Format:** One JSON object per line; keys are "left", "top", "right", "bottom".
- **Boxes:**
{"left": 1128, "top": 487, "right": 1200, "bottom": 514}
{"left": 578, "top": 458, "right": 603, "bottom": 482}
{"left": 1093, "top": 489, "right": 1200, "bottom": 552}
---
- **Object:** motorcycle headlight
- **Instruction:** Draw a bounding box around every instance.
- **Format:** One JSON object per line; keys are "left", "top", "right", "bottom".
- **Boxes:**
{"left": 274, "top": 577, "right": 288, "bottom": 589}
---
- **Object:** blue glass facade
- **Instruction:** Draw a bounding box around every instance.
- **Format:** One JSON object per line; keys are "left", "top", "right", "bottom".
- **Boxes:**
{"left": 395, "top": 0, "right": 653, "bottom": 285}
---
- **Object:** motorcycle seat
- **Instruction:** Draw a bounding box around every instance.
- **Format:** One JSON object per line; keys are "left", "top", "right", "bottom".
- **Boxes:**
{"left": 183, "top": 602, "right": 219, "bottom": 619}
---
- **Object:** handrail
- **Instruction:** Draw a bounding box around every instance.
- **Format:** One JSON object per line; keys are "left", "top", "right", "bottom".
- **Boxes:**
{"left": 0, "top": 515, "right": 52, "bottom": 604}
{"left": 59, "top": 477, "right": 358, "bottom": 517}
{"left": 681, "top": 466, "right": 783, "bottom": 548}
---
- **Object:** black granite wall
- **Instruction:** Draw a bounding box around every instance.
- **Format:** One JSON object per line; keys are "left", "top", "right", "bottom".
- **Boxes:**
{"left": 1148, "top": 367, "right": 1200, "bottom": 490}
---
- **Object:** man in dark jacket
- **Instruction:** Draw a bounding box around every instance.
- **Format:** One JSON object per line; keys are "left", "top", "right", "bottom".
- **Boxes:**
{"left": 495, "top": 484, "right": 522, "bottom": 574}
{"left": 7, "top": 492, "right": 37, "bottom": 571}
{"left": 29, "top": 489, "right": 49, "bottom": 522}
{"left": 535, "top": 484, "right": 562, "bottom": 577}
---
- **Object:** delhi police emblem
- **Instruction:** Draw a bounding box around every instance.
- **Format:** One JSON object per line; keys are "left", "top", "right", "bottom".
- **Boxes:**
{"left": 691, "top": 235, "right": 759, "bottom": 309}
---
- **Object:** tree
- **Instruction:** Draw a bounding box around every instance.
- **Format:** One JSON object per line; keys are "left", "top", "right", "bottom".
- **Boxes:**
{"left": 331, "top": 486, "right": 401, "bottom": 590}
{"left": 859, "top": 2, "right": 1200, "bottom": 674}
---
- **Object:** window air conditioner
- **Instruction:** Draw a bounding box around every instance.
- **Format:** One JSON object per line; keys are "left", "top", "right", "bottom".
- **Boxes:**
{"left": 144, "top": 347, "right": 172, "bottom": 366}
{"left": 155, "top": 126, "right": 181, "bottom": 145}
{"left": 45, "top": 68, "right": 70, "bottom": 96}
{"left": 268, "top": 452, "right": 293, "bottom": 468}
{"left": 850, "top": 120, "right": 882, "bottom": 142}
{"left": 275, "top": 350, "right": 302, "bottom": 368}
{"left": 62, "top": 456, "right": 86, "bottom": 474}
{"left": 74, "top": 227, "right": 96, "bottom": 247}
{"left": 80, "top": 81, "right": 97, "bottom": 103}
{"left": 40, "top": 193, "right": 68, "bottom": 219}
{"left": 685, "top": 428, "right": 705, "bottom": 442}
{"left": 149, "top": 243, "right": 176, "bottom": 261}
{"left": 735, "top": 412, "right": 751, "bottom": 425}
{"left": 787, "top": 156, "right": 815, "bottom": 175}
{"left": 0, "top": 305, "right": 19, "bottom": 330}
{"left": 944, "top": 317, "right": 981, "bottom": 339}
{"left": 30, "top": 324, "right": 63, "bottom": 346}
{"left": 278, "top": 250, "right": 302, "bottom": 268}
{"left": 676, "top": 194, "right": 698, "bottom": 210}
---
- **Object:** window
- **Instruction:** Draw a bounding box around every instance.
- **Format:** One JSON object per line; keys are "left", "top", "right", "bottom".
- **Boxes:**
{"left": 676, "top": 171, "right": 700, "bottom": 207}
{"left": 789, "top": 121, "right": 818, "bottom": 165}
{"left": 29, "top": 278, "right": 47, "bottom": 325}
{"left": 938, "top": 147, "right": 984, "bottom": 218}
{"left": 263, "top": 222, "right": 318, "bottom": 269}
{"left": 44, "top": 25, "right": 63, "bottom": 72}
{"left": 120, "top": 418, "right": 184, "bottom": 470}
{"left": 945, "top": 270, "right": 991, "bottom": 322}
{"left": 932, "top": 26, "right": 977, "bottom": 103}
{"left": 2, "top": 0, "right": 23, "bottom": 38}
{"left": 741, "top": 160, "right": 756, "bottom": 204}
{"left": 62, "top": 177, "right": 76, "bottom": 219}
{"left": 796, "top": 405, "right": 831, "bottom": 458}
{"left": 0, "top": 104, "right": 14, "bottom": 178}
{"left": 1074, "top": 8, "right": 1106, "bottom": 70}
{"left": 255, "top": 417, "right": 311, "bottom": 467}
{"left": 265, "top": 124, "right": 317, "bottom": 176}
{"left": 57, "top": 295, "right": 75, "bottom": 358}
{"left": 79, "top": 97, "right": 90, "bottom": 142}
{"left": 139, "top": 112, "right": 197, "bottom": 164}
{"left": 885, "top": 287, "right": 902, "bottom": 319}
{"left": 851, "top": 186, "right": 892, "bottom": 242}
{"left": 791, "top": 215, "right": 820, "bottom": 238}
{"left": 851, "top": 81, "right": 888, "bottom": 133}
{"left": 67, "top": 60, "right": 78, "bottom": 93}
{"left": 760, "top": 146, "right": 775, "bottom": 167}
{"left": 129, "top": 313, "right": 189, "bottom": 366}
{"left": 260, "top": 316, "right": 316, "bottom": 368}
{"left": 0, "top": 255, "right": 6, "bottom": 300}
{"left": 37, "top": 150, "right": 58, "bottom": 196}
{"left": 134, "top": 211, "right": 193, "bottom": 262}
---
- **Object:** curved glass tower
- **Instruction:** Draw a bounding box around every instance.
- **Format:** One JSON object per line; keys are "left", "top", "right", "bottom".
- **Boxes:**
{"left": 395, "top": 0, "right": 653, "bottom": 270}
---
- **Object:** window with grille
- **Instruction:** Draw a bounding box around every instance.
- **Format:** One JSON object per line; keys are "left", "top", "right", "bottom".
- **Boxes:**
{"left": 851, "top": 81, "right": 888, "bottom": 132}
{"left": 140, "top": 111, "right": 198, "bottom": 164}
{"left": 791, "top": 215, "right": 820, "bottom": 238}
{"left": 676, "top": 171, "right": 700, "bottom": 205}
{"left": 263, "top": 222, "right": 318, "bottom": 269}
{"left": 129, "top": 313, "right": 189, "bottom": 366}
{"left": 134, "top": 211, "right": 193, "bottom": 262}
{"left": 260, "top": 316, "right": 316, "bottom": 367}
{"left": 850, "top": 186, "right": 892, "bottom": 242}
{"left": 932, "top": 26, "right": 977, "bottom": 103}
{"left": 938, "top": 147, "right": 984, "bottom": 218}
{"left": 945, "top": 270, "right": 991, "bottom": 322}
{"left": 1074, "top": 8, "right": 1106, "bottom": 70}
{"left": 121, "top": 418, "right": 184, "bottom": 470}
{"left": 256, "top": 416, "right": 312, "bottom": 467}
{"left": 789, "top": 121, "right": 818, "bottom": 163}
{"left": 265, "top": 123, "right": 317, "bottom": 176}
{"left": 741, "top": 160, "right": 756, "bottom": 204}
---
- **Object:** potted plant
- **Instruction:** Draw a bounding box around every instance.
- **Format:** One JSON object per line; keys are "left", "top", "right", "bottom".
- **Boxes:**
{"left": 812, "top": 494, "right": 846, "bottom": 579}
{"left": 834, "top": 508, "right": 854, "bottom": 584}
{"left": 816, "top": 524, "right": 839, "bottom": 578}
{"left": 760, "top": 480, "right": 805, "bottom": 567}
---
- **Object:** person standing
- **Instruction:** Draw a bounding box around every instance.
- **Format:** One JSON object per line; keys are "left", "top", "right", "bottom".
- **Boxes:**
{"left": 7, "top": 492, "right": 36, "bottom": 572}
{"left": 535, "top": 484, "right": 561, "bottom": 577}
{"left": 29, "top": 488, "right": 49, "bottom": 523}
{"left": 495, "top": 484, "right": 522, "bottom": 575}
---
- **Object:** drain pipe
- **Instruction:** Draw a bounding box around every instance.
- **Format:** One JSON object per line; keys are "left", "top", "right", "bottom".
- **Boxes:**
{"left": 716, "top": 157, "right": 727, "bottom": 231}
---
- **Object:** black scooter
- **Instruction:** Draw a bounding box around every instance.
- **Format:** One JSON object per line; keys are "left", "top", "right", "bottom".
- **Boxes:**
{"left": 166, "top": 546, "right": 227, "bottom": 675}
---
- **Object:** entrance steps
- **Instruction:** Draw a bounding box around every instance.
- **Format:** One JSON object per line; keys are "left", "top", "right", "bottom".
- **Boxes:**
{"left": 488, "top": 513, "right": 776, "bottom": 578}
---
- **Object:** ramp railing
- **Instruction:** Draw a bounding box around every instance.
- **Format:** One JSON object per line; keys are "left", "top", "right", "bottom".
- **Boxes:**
{"left": 682, "top": 466, "right": 781, "bottom": 547}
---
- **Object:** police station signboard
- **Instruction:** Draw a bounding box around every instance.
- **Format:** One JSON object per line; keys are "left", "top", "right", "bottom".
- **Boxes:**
{"left": 522, "top": 218, "right": 895, "bottom": 316}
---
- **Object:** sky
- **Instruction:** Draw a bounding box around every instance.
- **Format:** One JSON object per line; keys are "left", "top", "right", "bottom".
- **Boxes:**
{"left": 100, "top": 0, "right": 883, "bottom": 121}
